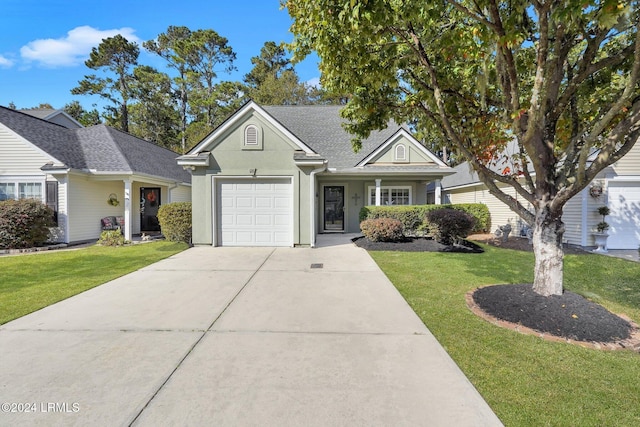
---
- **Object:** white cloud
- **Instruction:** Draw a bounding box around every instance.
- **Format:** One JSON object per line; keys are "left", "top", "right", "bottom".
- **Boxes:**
{"left": 306, "top": 77, "right": 321, "bottom": 88}
{"left": 0, "top": 55, "right": 14, "bottom": 68}
{"left": 20, "top": 26, "right": 141, "bottom": 67}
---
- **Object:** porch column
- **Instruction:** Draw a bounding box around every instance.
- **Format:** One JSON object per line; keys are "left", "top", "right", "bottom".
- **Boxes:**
{"left": 123, "top": 179, "right": 132, "bottom": 241}
{"left": 375, "top": 179, "right": 382, "bottom": 206}
{"left": 435, "top": 179, "right": 442, "bottom": 205}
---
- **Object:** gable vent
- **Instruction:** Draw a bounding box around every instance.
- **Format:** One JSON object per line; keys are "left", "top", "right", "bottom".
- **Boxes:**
{"left": 245, "top": 125, "right": 258, "bottom": 145}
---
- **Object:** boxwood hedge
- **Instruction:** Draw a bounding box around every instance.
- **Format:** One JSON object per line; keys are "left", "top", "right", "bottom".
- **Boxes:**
{"left": 359, "top": 203, "right": 490, "bottom": 235}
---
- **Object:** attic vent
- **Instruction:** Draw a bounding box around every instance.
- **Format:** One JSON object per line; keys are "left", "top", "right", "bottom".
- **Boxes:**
{"left": 395, "top": 143, "right": 407, "bottom": 161}
{"left": 245, "top": 125, "right": 259, "bottom": 145}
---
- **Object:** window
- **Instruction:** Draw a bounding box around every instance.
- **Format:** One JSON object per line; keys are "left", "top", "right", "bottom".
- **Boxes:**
{"left": 0, "top": 183, "right": 15, "bottom": 201}
{"left": 394, "top": 144, "right": 407, "bottom": 161}
{"left": 368, "top": 186, "right": 412, "bottom": 205}
{"left": 245, "top": 125, "right": 259, "bottom": 145}
{"left": 0, "top": 181, "right": 43, "bottom": 201}
{"left": 19, "top": 182, "right": 43, "bottom": 200}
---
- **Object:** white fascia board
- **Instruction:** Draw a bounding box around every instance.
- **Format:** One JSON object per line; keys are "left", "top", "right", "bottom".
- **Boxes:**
{"left": 177, "top": 153, "right": 210, "bottom": 167}
{"left": 356, "top": 128, "right": 449, "bottom": 167}
{"left": 187, "top": 101, "right": 316, "bottom": 155}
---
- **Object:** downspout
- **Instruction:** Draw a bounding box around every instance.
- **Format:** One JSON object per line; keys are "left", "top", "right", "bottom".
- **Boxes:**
{"left": 310, "top": 161, "right": 328, "bottom": 248}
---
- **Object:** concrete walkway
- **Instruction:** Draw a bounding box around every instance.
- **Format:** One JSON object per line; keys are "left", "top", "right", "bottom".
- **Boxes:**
{"left": 0, "top": 236, "right": 502, "bottom": 426}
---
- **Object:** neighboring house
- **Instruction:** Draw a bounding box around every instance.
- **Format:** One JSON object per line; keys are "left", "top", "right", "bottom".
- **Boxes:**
{"left": 440, "top": 143, "right": 640, "bottom": 250}
{"left": 178, "top": 101, "right": 453, "bottom": 247}
{"left": 0, "top": 106, "right": 191, "bottom": 244}
{"left": 20, "top": 108, "right": 84, "bottom": 129}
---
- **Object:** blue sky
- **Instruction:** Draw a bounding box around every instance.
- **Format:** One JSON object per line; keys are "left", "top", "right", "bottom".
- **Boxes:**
{"left": 0, "top": 0, "right": 320, "bottom": 110}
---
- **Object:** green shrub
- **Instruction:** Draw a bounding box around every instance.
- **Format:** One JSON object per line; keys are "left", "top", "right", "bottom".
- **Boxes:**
{"left": 0, "top": 199, "right": 55, "bottom": 249}
{"left": 97, "top": 230, "right": 125, "bottom": 246}
{"left": 157, "top": 202, "right": 192, "bottom": 243}
{"left": 426, "top": 208, "right": 476, "bottom": 245}
{"left": 359, "top": 203, "right": 490, "bottom": 235}
{"left": 360, "top": 218, "right": 404, "bottom": 242}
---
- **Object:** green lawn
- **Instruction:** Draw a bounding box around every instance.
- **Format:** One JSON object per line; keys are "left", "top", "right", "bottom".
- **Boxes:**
{"left": 0, "top": 241, "right": 188, "bottom": 324}
{"left": 370, "top": 245, "right": 640, "bottom": 427}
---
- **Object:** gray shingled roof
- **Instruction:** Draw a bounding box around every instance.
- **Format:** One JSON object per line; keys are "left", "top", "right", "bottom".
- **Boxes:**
{"left": 1, "top": 106, "right": 190, "bottom": 183}
{"left": 264, "top": 105, "right": 404, "bottom": 169}
{"left": 19, "top": 109, "right": 58, "bottom": 120}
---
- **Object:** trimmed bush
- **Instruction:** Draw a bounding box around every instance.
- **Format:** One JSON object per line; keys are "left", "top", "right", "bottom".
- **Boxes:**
{"left": 157, "top": 202, "right": 192, "bottom": 243}
{"left": 0, "top": 199, "right": 55, "bottom": 249}
{"left": 98, "top": 230, "right": 125, "bottom": 246}
{"left": 359, "top": 203, "right": 490, "bottom": 235}
{"left": 426, "top": 208, "right": 476, "bottom": 245}
{"left": 360, "top": 218, "right": 404, "bottom": 242}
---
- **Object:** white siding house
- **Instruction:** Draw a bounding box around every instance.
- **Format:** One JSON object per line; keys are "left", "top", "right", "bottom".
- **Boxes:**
{"left": 441, "top": 142, "right": 640, "bottom": 250}
{"left": 0, "top": 107, "right": 191, "bottom": 244}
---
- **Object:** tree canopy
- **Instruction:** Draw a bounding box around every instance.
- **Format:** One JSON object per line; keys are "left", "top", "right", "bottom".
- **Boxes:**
{"left": 286, "top": 0, "right": 640, "bottom": 295}
{"left": 71, "top": 34, "right": 139, "bottom": 132}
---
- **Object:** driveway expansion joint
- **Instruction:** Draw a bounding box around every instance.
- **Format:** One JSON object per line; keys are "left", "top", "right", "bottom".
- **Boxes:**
{"left": 128, "top": 248, "right": 276, "bottom": 426}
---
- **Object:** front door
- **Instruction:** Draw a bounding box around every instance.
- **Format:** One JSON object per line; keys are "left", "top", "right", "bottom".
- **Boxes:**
{"left": 140, "top": 187, "right": 161, "bottom": 231}
{"left": 323, "top": 186, "right": 344, "bottom": 231}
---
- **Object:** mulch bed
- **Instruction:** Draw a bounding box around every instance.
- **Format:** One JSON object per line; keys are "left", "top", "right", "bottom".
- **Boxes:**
{"left": 352, "top": 233, "right": 640, "bottom": 350}
{"left": 468, "top": 233, "right": 590, "bottom": 255}
{"left": 352, "top": 236, "right": 484, "bottom": 253}
{"left": 472, "top": 284, "right": 633, "bottom": 343}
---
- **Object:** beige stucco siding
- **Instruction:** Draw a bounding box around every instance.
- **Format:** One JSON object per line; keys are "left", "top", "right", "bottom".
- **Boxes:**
{"left": 192, "top": 111, "right": 312, "bottom": 246}
{"left": 369, "top": 135, "right": 436, "bottom": 165}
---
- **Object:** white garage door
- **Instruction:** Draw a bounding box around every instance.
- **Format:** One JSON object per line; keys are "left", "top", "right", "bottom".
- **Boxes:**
{"left": 607, "top": 182, "right": 640, "bottom": 249}
{"left": 216, "top": 178, "right": 292, "bottom": 246}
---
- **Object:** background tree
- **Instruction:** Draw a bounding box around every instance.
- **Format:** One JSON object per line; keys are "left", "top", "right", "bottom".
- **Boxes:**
{"left": 186, "top": 29, "right": 236, "bottom": 128}
{"left": 128, "top": 66, "right": 180, "bottom": 150}
{"left": 63, "top": 101, "right": 101, "bottom": 126}
{"left": 71, "top": 35, "right": 139, "bottom": 132}
{"left": 144, "top": 26, "right": 193, "bottom": 153}
{"left": 244, "top": 41, "right": 310, "bottom": 104}
{"left": 287, "top": 0, "right": 640, "bottom": 296}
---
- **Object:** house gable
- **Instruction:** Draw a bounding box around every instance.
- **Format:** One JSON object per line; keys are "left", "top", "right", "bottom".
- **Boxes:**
{"left": 189, "top": 101, "right": 315, "bottom": 156}
{"left": 356, "top": 129, "right": 447, "bottom": 167}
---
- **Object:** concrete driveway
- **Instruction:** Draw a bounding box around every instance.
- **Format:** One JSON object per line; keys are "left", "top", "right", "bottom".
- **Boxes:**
{"left": 0, "top": 236, "right": 502, "bottom": 426}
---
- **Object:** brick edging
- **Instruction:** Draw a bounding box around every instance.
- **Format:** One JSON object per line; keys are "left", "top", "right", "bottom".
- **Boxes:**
{"left": 465, "top": 287, "right": 640, "bottom": 352}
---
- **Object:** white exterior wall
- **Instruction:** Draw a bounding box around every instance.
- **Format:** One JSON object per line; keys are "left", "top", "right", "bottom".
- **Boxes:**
{"left": 612, "top": 143, "right": 640, "bottom": 175}
{"left": 0, "top": 124, "right": 57, "bottom": 173}
{"left": 68, "top": 176, "right": 125, "bottom": 243}
{"left": 446, "top": 183, "right": 530, "bottom": 233}
{"left": 170, "top": 184, "right": 191, "bottom": 203}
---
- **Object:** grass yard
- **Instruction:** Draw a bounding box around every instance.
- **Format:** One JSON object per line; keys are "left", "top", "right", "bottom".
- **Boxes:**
{"left": 0, "top": 241, "right": 188, "bottom": 325}
{"left": 370, "top": 245, "right": 640, "bottom": 427}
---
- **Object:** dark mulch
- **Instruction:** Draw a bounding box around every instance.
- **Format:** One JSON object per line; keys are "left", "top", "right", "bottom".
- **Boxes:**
{"left": 352, "top": 236, "right": 484, "bottom": 253}
{"left": 473, "top": 284, "right": 632, "bottom": 343}
{"left": 468, "top": 234, "right": 590, "bottom": 255}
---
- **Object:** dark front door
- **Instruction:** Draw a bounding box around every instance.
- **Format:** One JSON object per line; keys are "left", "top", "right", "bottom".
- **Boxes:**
{"left": 323, "top": 186, "right": 344, "bottom": 231}
{"left": 140, "top": 187, "right": 161, "bottom": 231}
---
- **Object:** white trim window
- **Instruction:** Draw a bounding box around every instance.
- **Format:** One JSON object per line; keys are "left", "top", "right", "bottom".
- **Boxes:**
{"left": 368, "top": 186, "right": 411, "bottom": 205}
{"left": 0, "top": 181, "right": 43, "bottom": 201}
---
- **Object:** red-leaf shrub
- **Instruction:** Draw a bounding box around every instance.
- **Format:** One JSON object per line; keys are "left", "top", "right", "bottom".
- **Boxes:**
{"left": 0, "top": 199, "right": 55, "bottom": 249}
{"left": 360, "top": 218, "right": 404, "bottom": 242}
{"left": 426, "top": 208, "right": 476, "bottom": 245}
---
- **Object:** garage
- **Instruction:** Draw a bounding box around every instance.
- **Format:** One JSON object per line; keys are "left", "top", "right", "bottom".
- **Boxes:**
{"left": 607, "top": 181, "right": 640, "bottom": 249}
{"left": 216, "top": 178, "right": 293, "bottom": 246}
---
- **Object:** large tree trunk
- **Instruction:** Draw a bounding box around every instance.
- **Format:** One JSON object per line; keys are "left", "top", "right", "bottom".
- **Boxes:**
{"left": 531, "top": 206, "right": 565, "bottom": 296}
